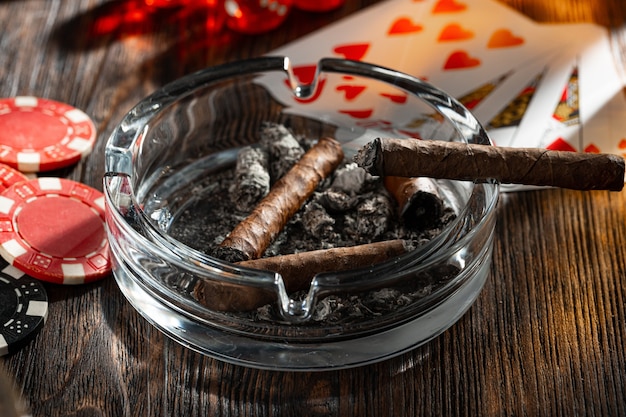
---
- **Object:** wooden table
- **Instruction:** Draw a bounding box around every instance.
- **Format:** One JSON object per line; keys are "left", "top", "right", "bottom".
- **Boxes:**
{"left": 2, "top": 0, "right": 625, "bottom": 416}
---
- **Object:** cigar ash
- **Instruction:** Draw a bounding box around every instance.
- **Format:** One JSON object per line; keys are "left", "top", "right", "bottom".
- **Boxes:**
{"left": 168, "top": 127, "right": 458, "bottom": 325}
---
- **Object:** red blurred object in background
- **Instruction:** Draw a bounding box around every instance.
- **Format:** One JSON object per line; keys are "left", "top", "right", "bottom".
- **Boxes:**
{"left": 144, "top": 0, "right": 188, "bottom": 7}
{"left": 176, "top": 0, "right": 227, "bottom": 33}
{"left": 224, "top": 0, "right": 292, "bottom": 34}
{"left": 293, "top": 0, "right": 344, "bottom": 12}
{"left": 143, "top": 0, "right": 191, "bottom": 7}
{"left": 141, "top": 0, "right": 342, "bottom": 35}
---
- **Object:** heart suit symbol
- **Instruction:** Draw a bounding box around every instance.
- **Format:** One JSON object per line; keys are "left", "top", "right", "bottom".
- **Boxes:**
{"left": 333, "top": 43, "right": 370, "bottom": 60}
{"left": 388, "top": 17, "right": 423, "bottom": 35}
{"left": 339, "top": 109, "right": 374, "bottom": 118}
{"left": 547, "top": 138, "right": 577, "bottom": 152}
{"left": 438, "top": 23, "right": 473, "bottom": 41}
{"left": 488, "top": 29, "right": 524, "bottom": 48}
{"left": 336, "top": 85, "right": 366, "bottom": 100}
{"left": 432, "top": 0, "right": 466, "bottom": 13}
{"left": 443, "top": 50, "right": 480, "bottom": 69}
{"left": 380, "top": 92, "right": 407, "bottom": 103}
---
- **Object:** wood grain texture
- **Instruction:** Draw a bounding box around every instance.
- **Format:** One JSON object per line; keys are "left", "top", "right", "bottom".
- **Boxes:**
{"left": 1, "top": 0, "right": 625, "bottom": 416}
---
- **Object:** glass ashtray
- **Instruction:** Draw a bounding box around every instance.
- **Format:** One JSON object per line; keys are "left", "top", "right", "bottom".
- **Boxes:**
{"left": 104, "top": 57, "right": 499, "bottom": 371}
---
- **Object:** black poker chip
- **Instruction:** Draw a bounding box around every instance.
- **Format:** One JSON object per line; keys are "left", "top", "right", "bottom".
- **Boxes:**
{"left": 0, "top": 259, "right": 48, "bottom": 356}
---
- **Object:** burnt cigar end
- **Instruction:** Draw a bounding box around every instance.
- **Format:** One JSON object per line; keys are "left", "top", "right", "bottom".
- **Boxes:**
{"left": 353, "top": 137, "right": 384, "bottom": 176}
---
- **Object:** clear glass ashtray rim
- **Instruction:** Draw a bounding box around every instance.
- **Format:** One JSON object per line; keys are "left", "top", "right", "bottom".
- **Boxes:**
{"left": 111, "top": 241, "right": 494, "bottom": 371}
{"left": 103, "top": 56, "right": 500, "bottom": 368}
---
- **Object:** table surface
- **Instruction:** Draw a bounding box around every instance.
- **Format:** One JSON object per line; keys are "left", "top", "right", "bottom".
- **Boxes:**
{"left": 1, "top": 0, "right": 626, "bottom": 416}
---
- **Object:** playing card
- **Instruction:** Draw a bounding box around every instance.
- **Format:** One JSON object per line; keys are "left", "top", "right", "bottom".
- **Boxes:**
{"left": 394, "top": 2, "right": 562, "bottom": 94}
{"left": 493, "top": 42, "right": 581, "bottom": 149}
{"left": 380, "top": 0, "right": 564, "bottom": 97}
{"left": 261, "top": 0, "right": 592, "bottom": 125}
{"left": 254, "top": 0, "right": 624, "bottom": 189}
{"left": 536, "top": 65, "right": 581, "bottom": 152}
{"left": 577, "top": 24, "right": 626, "bottom": 155}
{"left": 471, "top": 51, "right": 557, "bottom": 147}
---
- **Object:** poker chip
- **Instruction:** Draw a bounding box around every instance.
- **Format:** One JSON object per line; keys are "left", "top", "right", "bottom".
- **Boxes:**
{"left": 0, "top": 259, "right": 48, "bottom": 356}
{"left": 0, "top": 177, "right": 110, "bottom": 285}
{"left": 0, "top": 163, "right": 29, "bottom": 192}
{"left": 0, "top": 96, "right": 96, "bottom": 172}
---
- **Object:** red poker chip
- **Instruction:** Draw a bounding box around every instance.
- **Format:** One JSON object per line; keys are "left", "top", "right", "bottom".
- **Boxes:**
{"left": 0, "top": 163, "right": 29, "bottom": 192}
{"left": 0, "top": 96, "right": 96, "bottom": 172}
{"left": 0, "top": 178, "right": 110, "bottom": 285}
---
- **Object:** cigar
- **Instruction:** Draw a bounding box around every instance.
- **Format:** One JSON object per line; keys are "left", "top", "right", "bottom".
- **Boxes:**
{"left": 195, "top": 239, "right": 409, "bottom": 311}
{"left": 355, "top": 138, "right": 625, "bottom": 191}
{"left": 215, "top": 137, "right": 344, "bottom": 262}
{"left": 384, "top": 176, "right": 444, "bottom": 229}
{"left": 238, "top": 239, "right": 408, "bottom": 295}
{"left": 193, "top": 276, "right": 276, "bottom": 312}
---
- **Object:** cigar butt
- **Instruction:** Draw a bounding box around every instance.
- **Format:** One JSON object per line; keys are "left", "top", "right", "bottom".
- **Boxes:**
{"left": 216, "top": 137, "right": 344, "bottom": 262}
{"left": 196, "top": 240, "right": 409, "bottom": 312}
{"left": 193, "top": 279, "right": 276, "bottom": 312}
{"left": 384, "top": 176, "right": 444, "bottom": 229}
{"left": 355, "top": 138, "right": 625, "bottom": 191}
{"left": 230, "top": 145, "right": 270, "bottom": 212}
{"left": 238, "top": 239, "right": 408, "bottom": 293}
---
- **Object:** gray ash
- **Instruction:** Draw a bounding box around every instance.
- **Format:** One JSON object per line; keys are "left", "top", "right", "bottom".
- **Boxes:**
{"left": 251, "top": 263, "right": 460, "bottom": 325}
{"left": 168, "top": 124, "right": 457, "bottom": 325}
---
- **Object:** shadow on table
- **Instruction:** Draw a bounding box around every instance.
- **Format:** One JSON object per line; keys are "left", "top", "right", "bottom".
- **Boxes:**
{"left": 50, "top": 0, "right": 225, "bottom": 51}
{"left": 97, "top": 265, "right": 447, "bottom": 415}
{"left": 49, "top": 0, "right": 360, "bottom": 86}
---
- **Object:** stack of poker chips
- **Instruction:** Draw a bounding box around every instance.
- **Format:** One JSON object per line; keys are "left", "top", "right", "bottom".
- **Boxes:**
{"left": 0, "top": 96, "right": 109, "bottom": 357}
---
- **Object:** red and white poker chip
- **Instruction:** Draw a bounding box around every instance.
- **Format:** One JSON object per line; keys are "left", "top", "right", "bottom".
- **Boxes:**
{"left": 0, "top": 96, "right": 96, "bottom": 172}
{"left": 0, "top": 178, "right": 110, "bottom": 285}
{"left": 0, "top": 163, "right": 30, "bottom": 192}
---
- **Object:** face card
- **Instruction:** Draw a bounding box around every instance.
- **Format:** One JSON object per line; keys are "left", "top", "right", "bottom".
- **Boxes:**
{"left": 537, "top": 65, "right": 582, "bottom": 152}
{"left": 471, "top": 19, "right": 595, "bottom": 146}
{"left": 577, "top": 23, "right": 626, "bottom": 156}
{"left": 482, "top": 70, "right": 544, "bottom": 147}
{"left": 506, "top": 45, "right": 581, "bottom": 149}
{"left": 470, "top": 50, "right": 563, "bottom": 146}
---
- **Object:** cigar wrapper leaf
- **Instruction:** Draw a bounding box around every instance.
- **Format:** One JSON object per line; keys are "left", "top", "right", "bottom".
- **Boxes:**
{"left": 195, "top": 239, "right": 409, "bottom": 312}
{"left": 384, "top": 176, "right": 444, "bottom": 229}
{"left": 355, "top": 138, "right": 625, "bottom": 191}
